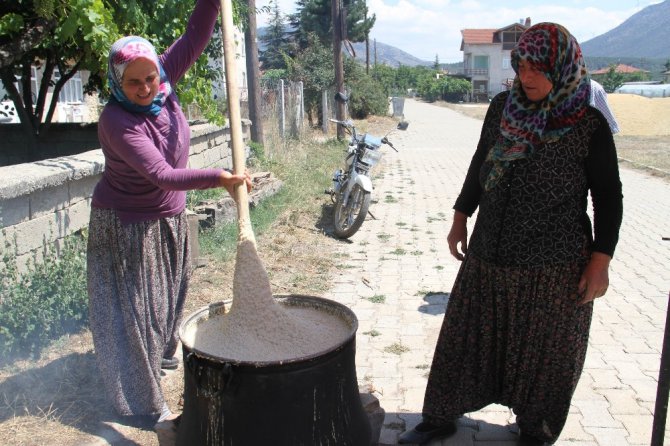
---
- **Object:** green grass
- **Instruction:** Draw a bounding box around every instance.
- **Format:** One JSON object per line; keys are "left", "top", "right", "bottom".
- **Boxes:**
{"left": 384, "top": 342, "right": 410, "bottom": 355}
{"left": 365, "top": 294, "right": 386, "bottom": 303}
{"left": 195, "top": 136, "right": 345, "bottom": 261}
{"left": 377, "top": 233, "right": 391, "bottom": 241}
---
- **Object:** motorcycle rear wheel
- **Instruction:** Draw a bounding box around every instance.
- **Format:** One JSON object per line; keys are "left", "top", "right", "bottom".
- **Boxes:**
{"left": 333, "top": 184, "right": 371, "bottom": 239}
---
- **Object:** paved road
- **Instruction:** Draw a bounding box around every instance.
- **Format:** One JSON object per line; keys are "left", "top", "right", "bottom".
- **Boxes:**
{"left": 323, "top": 98, "right": 670, "bottom": 446}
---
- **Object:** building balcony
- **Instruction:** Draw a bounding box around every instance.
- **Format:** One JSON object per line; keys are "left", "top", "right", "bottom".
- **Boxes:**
{"left": 464, "top": 68, "right": 489, "bottom": 77}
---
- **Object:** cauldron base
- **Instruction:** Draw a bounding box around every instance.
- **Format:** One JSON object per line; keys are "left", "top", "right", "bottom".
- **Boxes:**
{"left": 176, "top": 295, "right": 372, "bottom": 446}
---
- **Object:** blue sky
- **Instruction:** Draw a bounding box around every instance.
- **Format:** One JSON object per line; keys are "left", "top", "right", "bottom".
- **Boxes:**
{"left": 256, "top": 0, "right": 663, "bottom": 63}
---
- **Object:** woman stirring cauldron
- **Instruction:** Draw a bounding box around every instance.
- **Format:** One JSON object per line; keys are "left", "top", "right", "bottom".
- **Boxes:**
{"left": 399, "top": 23, "right": 623, "bottom": 445}
{"left": 87, "top": 0, "right": 251, "bottom": 428}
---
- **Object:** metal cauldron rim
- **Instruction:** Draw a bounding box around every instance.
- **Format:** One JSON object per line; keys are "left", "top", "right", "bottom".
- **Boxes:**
{"left": 179, "top": 294, "right": 359, "bottom": 367}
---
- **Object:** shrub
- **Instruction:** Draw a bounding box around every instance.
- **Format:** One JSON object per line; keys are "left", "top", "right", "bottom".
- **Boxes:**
{"left": 345, "top": 59, "right": 389, "bottom": 119}
{"left": 348, "top": 75, "right": 389, "bottom": 119}
{"left": 247, "top": 140, "right": 266, "bottom": 166}
{"left": 0, "top": 233, "right": 88, "bottom": 361}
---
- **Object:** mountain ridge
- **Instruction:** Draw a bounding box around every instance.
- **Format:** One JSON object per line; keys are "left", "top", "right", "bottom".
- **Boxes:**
{"left": 580, "top": 0, "right": 670, "bottom": 58}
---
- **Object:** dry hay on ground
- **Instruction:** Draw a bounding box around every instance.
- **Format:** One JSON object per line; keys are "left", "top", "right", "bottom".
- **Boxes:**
{"left": 442, "top": 93, "right": 670, "bottom": 137}
{"left": 607, "top": 94, "right": 670, "bottom": 136}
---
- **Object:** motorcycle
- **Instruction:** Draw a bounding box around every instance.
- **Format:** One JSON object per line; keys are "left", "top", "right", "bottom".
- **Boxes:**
{"left": 326, "top": 114, "right": 409, "bottom": 239}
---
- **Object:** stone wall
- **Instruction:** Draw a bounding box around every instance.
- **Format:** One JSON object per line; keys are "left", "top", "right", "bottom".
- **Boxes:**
{"left": 0, "top": 120, "right": 250, "bottom": 271}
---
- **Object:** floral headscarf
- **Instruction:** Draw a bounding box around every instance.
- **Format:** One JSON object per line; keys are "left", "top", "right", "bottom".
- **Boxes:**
{"left": 485, "top": 22, "right": 591, "bottom": 190}
{"left": 107, "top": 36, "right": 172, "bottom": 116}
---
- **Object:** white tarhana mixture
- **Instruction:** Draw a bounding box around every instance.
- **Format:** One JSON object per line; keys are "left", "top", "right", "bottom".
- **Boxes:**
{"left": 183, "top": 227, "right": 350, "bottom": 362}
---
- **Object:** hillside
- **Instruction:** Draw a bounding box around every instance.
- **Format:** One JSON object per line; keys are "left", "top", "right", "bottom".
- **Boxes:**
{"left": 580, "top": 0, "right": 670, "bottom": 58}
{"left": 258, "top": 26, "right": 432, "bottom": 68}
{"left": 349, "top": 41, "right": 431, "bottom": 67}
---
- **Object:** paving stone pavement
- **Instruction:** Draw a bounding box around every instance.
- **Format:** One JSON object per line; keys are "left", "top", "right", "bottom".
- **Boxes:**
{"left": 322, "top": 98, "right": 670, "bottom": 446}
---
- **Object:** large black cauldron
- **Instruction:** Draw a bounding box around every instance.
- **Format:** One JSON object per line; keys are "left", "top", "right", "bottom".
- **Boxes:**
{"left": 176, "top": 295, "right": 371, "bottom": 446}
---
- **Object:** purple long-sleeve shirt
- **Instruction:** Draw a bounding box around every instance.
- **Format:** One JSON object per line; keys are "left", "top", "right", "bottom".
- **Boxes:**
{"left": 93, "top": 0, "right": 222, "bottom": 224}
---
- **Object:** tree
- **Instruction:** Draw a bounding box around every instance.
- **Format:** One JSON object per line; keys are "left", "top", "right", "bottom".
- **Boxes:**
{"left": 395, "top": 64, "right": 415, "bottom": 94}
{"left": 433, "top": 54, "right": 440, "bottom": 71}
{"left": 245, "top": 0, "right": 264, "bottom": 144}
{"left": 288, "top": 0, "right": 375, "bottom": 49}
{"left": 0, "top": 0, "right": 243, "bottom": 149}
{"left": 596, "top": 66, "right": 624, "bottom": 93}
{"left": 259, "top": 0, "right": 292, "bottom": 70}
{"left": 344, "top": 57, "right": 387, "bottom": 119}
{"left": 285, "top": 32, "right": 333, "bottom": 126}
{"left": 344, "top": 0, "right": 375, "bottom": 44}
{"left": 370, "top": 63, "right": 396, "bottom": 96}
{"left": 1, "top": 0, "right": 118, "bottom": 141}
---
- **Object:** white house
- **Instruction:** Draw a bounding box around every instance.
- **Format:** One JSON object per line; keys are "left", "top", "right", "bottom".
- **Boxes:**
{"left": 0, "top": 67, "right": 97, "bottom": 124}
{"left": 460, "top": 19, "right": 529, "bottom": 101}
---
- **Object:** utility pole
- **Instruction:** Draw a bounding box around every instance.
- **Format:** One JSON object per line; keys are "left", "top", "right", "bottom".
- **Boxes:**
{"left": 245, "top": 0, "right": 264, "bottom": 145}
{"left": 365, "top": 11, "right": 370, "bottom": 74}
{"left": 374, "top": 38, "right": 377, "bottom": 66}
{"left": 332, "top": 0, "right": 345, "bottom": 139}
{"left": 365, "top": 35, "right": 370, "bottom": 74}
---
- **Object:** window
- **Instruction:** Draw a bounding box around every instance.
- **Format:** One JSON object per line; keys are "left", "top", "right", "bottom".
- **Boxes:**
{"left": 474, "top": 55, "right": 489, "bottom": 70}
{"left": 501, "top": 29, "right": 524, "bottom": 50}
{"left": 54, "top": 71, "right": 84, "bottom": 103}
{"left": 502, "top": 58, "right": 510, "bottom": 69}
{"left": 12, "top": 67, "right": 38, "bottom": 103}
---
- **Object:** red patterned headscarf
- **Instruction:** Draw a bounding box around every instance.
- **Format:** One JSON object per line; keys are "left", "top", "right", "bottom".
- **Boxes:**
{"left": 485, "top": 22, "right": 591, "bottom": 190}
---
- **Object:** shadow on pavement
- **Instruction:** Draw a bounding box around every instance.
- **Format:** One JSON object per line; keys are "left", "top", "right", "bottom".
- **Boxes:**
{"left": 418, "top": 291, "right": 450, "bottom": 315}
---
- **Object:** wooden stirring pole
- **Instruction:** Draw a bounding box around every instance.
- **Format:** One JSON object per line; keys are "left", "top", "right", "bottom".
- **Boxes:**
{"left": 219, "top": 0, "right": 254, "bottom": 243}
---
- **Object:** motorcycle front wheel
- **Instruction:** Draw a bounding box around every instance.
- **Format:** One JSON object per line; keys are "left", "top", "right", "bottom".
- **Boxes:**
{"left": 333, "top": 184, "right": 371, "bottom": 239}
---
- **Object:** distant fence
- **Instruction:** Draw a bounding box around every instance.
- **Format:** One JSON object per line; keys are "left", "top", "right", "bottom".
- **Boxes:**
{"left": 258, "top": 79, "right": 305, "bottom": 146}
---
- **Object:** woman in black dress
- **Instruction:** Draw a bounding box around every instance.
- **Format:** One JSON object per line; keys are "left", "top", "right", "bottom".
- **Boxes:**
{"left": 399, "top": 22, "right": 623, "bottom": 446}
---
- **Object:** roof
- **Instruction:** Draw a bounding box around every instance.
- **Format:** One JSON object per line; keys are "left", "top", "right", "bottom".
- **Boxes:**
{"left": 460, "top": 23, "right": 528, "bottom": 50}
{"left": 461, "top": 29, "right": 498, "bottom": 45}
{"left": 590, "top": 63, "right": 649, "bottom": 74}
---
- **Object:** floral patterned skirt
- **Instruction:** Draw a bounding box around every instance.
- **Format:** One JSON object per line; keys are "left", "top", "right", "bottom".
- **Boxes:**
{"left": 422, "top": 254, "right": 592, "bottom": 443}
{"left": 87, "top": 208, "right": 191, "bottom": 417}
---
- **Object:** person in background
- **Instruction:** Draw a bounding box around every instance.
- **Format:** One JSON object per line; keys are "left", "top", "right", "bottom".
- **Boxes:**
{"left": 399, "top": 23, "right": 623, "bottom": 445}
{"left": 87, "top": 0, "right": 251, "bottom": 429}
{"left": 590, "top": 79, "right": 620, "bottom": 134}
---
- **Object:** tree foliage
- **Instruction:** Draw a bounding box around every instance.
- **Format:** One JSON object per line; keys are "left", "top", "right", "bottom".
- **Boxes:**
{"left": 259, "top": 0, "right": 294, "bottom": 70}
{"left": 0, "top": 0, "right": 243, "bottom": 141}
{"left": 285, "top": 32, "right": 333, "bottom": 125}
{"left": 0, "top": 0, "right": 118, "bottom": 138}
{"left": 593, "top": 64, "right": 651, "bottom": 93}
{"left": 288, "top": 0, "right": 375, "bottom": 49}
{"left": 343, "top": 57, "right": 387, "bottom": 119}
{"left": 413, "top": 68, "right": 470, "bottom": 102}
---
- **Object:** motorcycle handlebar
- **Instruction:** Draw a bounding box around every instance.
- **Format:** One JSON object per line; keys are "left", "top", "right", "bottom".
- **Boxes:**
{"left": 381, "top": 136, "right": 398, "bottom": 152}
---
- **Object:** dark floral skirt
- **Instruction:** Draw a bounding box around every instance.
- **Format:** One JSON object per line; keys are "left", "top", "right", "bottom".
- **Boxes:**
{"left": 422, "top": 254, "right": 592, "bottom": 443}
{"left": 87, "top": 208, "right": 191, "bottom": 417}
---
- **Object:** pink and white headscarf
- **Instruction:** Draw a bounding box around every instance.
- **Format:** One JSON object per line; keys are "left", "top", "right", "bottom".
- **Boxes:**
{"left": 107, "top": 36, "right": 172, "bottom": 116}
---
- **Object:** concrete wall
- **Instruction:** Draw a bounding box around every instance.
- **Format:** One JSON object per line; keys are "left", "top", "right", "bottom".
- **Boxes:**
{"left": 0, "top": 120, "right": 251, "bottom": 271}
